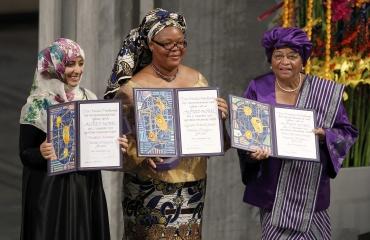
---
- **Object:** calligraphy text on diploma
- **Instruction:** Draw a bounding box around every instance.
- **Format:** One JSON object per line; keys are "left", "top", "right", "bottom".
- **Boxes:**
{"left": 177, "top": 90, "right": 222, "bottom": 154}
{"left": 79, "top": 103, "right": 121, "bottom": 168}
{"left": 274, "top": 108, "right": 317, "bottom": 159}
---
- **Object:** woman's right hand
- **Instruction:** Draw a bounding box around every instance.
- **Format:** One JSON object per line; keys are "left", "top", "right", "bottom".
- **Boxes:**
{"left": 143, "top": 157, "right": 164, "bottom": 169}
{"left": 40, "top": 139, "right": 57, "bottom": 160}
{"left": 249, "top": 148, "right": 270, "bottom": 161}
{"left": 118, "top": 135, "right": 129, "bottom": 154}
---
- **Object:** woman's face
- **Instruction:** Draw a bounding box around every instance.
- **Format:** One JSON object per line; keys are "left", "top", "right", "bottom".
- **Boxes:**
{"left": 64, "top": 56, "right": 84, "bottom": 87}
{"left": 271, "top": 47, "right": 303, "bottom": 81}
{"left": 149, "top": 26, "right": 186, "bottom": 69}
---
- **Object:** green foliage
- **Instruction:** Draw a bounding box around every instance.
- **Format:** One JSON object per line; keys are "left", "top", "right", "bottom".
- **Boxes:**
{"left": 343, "top": 83, "right": 370, "bottom": 167}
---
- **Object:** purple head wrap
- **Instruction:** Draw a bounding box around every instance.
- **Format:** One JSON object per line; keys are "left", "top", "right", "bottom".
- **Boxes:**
{"left": 262, "top": 27, "right": 313, "bottom": 65}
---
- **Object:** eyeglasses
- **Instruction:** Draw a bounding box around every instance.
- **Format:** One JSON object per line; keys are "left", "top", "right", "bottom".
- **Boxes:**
{"left": 272, "top": 53, "right": 300, "bottom": 61}
{"left": 151, "top": 39, "right": 187, "bottom": 50}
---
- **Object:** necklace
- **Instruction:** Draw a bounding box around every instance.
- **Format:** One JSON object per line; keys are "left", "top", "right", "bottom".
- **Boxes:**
{"left": 276, "top": 73, "right": 302, "bottom": 93}
{"left": 151, "top": 64, "right": 178, "bottom": 82}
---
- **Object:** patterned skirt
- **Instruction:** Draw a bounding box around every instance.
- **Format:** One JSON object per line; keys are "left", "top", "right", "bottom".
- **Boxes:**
{"left": 123, "top": 173, "right": 205, "bottom": 240}
{"left": 260, "top": 208, "right": 331, "bottom": 240}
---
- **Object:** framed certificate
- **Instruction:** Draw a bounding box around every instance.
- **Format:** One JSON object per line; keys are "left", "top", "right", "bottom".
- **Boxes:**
{"left": 47, "top": 99, "right": 128, "bottom": 175}
{"left": 229, "top": 95, "right": 320, "bottom": 162}
{"left": 134, "top": 88, "right": 224, "bottom": 170}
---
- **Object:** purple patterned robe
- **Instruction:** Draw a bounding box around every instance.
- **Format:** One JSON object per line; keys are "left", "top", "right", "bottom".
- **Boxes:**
{"left": 238, "top": 72, "right": 358, "bottom": 237}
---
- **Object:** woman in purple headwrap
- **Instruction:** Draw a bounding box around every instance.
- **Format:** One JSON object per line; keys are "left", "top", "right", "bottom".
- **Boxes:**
{"left": 19, "top": 38, "right": 128, "bottom": 240}
{"left": 238, "top": 27, "right": 358, "bottom": 239}
{"left": 106, "top": 8, "right": 229, "bottom": 239}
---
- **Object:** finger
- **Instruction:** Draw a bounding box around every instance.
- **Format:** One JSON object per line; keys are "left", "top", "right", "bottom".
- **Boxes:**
{"left": 119, "top": 141, "right": 128, "bottom": 148}
{"left": 148, "top": 159, "right": 157, "bottom": 169}
{"left": 255, "top": 151, "right": 263, "bottom": 160}
{"left": 42, "top": 148, "right": 53, "bottom": 155}
{"left": 41, "top": 146, "right": 54, "bottom": 153}
{"left": 216, "top": 97, "right": 227, "bottom": 105}
{"left": 255, "top": 149, "right": 267, "bottom": 160}
{"left": 262, "top": 150, "right": 270, "bottom": 159}
{"left": 216, "top": 98, "right": 228, "bottom": 110}
{"left": 262, "top": 149, "right": 270, "bottom": 158}
{"left": 221, "top": 112, "right": 227, "bottom": 120}
{"left": 121, "top": 147, "right": 127, "bottom": 153}
{"left": 217, "top": 104, "right": 228, "bottom": 112}
{"left": 313, "top": 128, "right": 324, "bottom": 134}
{"left": 119, "top": 136, "right": 128, "bottom": 142}
{"left": 217, "top": 102, "right": 228, "bottom": 110}
{"left": 43, "top": 151, "right": 53, "bottom": 157}
{"left": 42, "top": 142, "right": 53, "bottom": 147}
{"left": 250, "top": 152, "right": 259, "bottom": 160}
{"left": 150, "top": 157, "right": 163, "bottom": 163}
{"left": 44, "top": 153, "right": 54, "bottom": 160}
{"left": 118, "top": 138, "right": 129, "bottom": 150}
{"left": 118, "top": 138, "right": 127, "bottom": 143}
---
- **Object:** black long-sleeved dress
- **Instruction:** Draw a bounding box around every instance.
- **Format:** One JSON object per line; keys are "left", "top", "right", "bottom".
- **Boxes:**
{"left": 19, "top": 124, "right": 110, "bottom": 240}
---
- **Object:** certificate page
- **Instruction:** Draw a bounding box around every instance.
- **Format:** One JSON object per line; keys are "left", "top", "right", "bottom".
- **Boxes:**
{"left": 177, "top": 89, "right": 222, "bottom": 155}
{"left": 274, "top": 107, "right": 318, "bottom": 160}
{"left": 79, "top": 102, "right": 121, "bottom": 168}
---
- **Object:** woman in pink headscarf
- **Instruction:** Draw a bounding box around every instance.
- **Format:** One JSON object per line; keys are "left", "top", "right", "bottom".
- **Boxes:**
{"left": 19, "top": 38, "right": 128, "bottom": 240}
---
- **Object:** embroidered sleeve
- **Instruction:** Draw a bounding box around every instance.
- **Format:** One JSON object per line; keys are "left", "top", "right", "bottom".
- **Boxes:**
{"left": 324, "top": 102, "right": 358, "bottom": 177}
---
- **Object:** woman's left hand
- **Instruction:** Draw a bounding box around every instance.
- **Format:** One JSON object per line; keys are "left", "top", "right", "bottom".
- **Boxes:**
{"left": 216, "top": 97, "right": 229, "bottom": 120}
{"left": 313, "top": 128, "right": 326, "bottom": 141}
{"left": 118, "top": 135, "right": 129, "bottom": 153}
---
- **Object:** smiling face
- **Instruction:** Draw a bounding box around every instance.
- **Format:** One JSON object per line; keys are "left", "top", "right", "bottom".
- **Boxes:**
{"left": 149, "top": 26, "right": 186, "bottom": 69}
{"left": 63, "top": 56, "right": 84, "bottom": 87}
{"left": 271, "top": 47, "right": 303, "bottom": 82}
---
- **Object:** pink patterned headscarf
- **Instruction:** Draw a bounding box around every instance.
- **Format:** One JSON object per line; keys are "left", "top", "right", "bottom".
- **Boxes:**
{"left": 37, "top": 38, "right": 85, "bottom": 81}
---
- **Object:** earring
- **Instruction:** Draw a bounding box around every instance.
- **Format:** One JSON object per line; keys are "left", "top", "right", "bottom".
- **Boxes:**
{"left": 270, "top": 66, "right": 272, "bottom": 69}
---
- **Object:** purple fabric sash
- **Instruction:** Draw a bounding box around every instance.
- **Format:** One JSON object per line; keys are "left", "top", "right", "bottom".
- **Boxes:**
{"left": 271, "top": 75, "right": 344, "bottom": 232}
{"left": 261, "top": 209, "right": 331, "bottom": 239}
